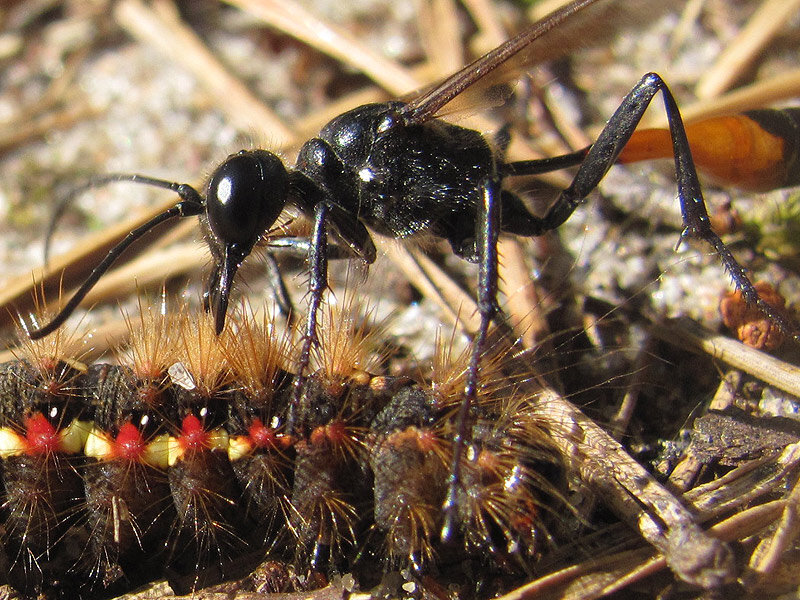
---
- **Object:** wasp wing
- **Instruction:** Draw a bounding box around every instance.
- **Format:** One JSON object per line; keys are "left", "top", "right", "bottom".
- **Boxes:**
{"left": 399, "top": 0, "right": 681, "bottom": 125}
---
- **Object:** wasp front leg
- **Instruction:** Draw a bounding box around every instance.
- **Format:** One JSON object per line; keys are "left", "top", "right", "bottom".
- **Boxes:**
{"left": 286, "top": 171, "right": 377, "bottom": 432}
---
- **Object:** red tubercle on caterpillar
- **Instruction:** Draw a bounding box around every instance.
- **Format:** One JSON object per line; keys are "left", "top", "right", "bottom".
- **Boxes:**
{"left": 179, "top": 413, "right": 209, "bottom": 450}
{"left": 167, "top": 410, "right": 230, "bottom": 466}
{"left": 21, "top": 412, "right": 60, "bottom": 455}
{"left": 173, "top": 413, "right": 228, "bottom": 456}
{"left": 301, "top": 416, "right": 365, "bottom": 476}
{"left": 309, "top": 419, "right": 348, "bottom": 448}
{"left": 111, "top": 421, "right": 148, "bottom": 461}
{"left": 248, "top": 418, "right": 292, "bottom": 450}
{"left": 229, "top": 415, "right": 295, "bottom": 461}
{"left": 20, "top": 408, "right": 91, "bottom": 458}
{"left": 0, "top": 375, "right": 91, "bottom": 461}
{"left": 84, "top": 416, "right": 171, "bottom": 470}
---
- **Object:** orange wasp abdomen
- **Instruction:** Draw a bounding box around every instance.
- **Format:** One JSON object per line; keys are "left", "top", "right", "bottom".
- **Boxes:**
{"left": 620, "top": 109, "right": 800, "bottom": 191}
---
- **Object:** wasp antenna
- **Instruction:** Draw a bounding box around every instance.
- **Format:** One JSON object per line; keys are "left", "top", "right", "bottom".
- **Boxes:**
{"left": 43, "top": 173, "right": 189, "bottom": 265}
{"left": 28, "top": 200, "right": 204, "bottom": 340}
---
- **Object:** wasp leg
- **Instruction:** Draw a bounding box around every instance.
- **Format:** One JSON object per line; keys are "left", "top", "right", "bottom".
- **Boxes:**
{"left": 263, "top": 252, "right": 294, "bottom": 324}
{"left": 441, "top": 177, "right": 501, "bottom": 543}
{"left": 511, "top": 72, "right": 798, "bottom": 342}
{"left": 287, "top": 201, "right": 377, "bottom": 433}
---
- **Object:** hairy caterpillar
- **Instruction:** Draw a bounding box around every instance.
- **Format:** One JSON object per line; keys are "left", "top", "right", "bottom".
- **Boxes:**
{"left": 0, "top": 297, "right": 563, "bottom": 599}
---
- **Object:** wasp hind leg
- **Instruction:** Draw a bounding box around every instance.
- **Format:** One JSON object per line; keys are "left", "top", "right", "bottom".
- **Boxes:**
{"left": 505, "top": 72, "right": 798, "bottom": 342}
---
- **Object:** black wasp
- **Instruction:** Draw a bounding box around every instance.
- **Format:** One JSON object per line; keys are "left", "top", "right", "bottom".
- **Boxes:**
{"left": 28, "top": 0, "right": 798, "bottom": 541}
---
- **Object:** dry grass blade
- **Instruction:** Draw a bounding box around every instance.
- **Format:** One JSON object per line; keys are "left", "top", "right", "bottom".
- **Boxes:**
{"left": 0, "top": 196, "right": 182, "bottom": 330}
{"left": 695, "top": 0, "right": 800, "bottom": 99}
{"left": 461, "top": 0, "right": 509, "bottom": 53}
{"left": 505, "top": 441, "right": 800, "bottom": 599}
{"left": 225, "top": 0, "right": 420, "bottom": 95}
{"left": 665, "top": 68, "right": 800, "bottom": 125}
{"left": 747, "top": 476, "right": 800, "bottom": 582}
{"left": 0, "top": 45, "right": 93, "bottom": 150}
{"left": 377, "top": 237, "right": 479, "bottom": 334}
{"left": 77, "top": 242, "right": 207, "bottom": 307}
{"left": 531, "top": 387, "right": 734, "bottom": 588}
{"left": 0, "top": 103, "right": 96, "bottom": 154}
{"left": 652, "top": 317, "right": 800, "bottom": 398}
{"left": 416, "top": 0, "right": 464, "bottom": 79}
{"left": 498, "top": 547, "right": 662, "bottom": 600}
{"left": 497, "top": 238, "right": 554, "bottom": 351}
{"left": 114, "top": 0, "right": 293, "bottom": 147}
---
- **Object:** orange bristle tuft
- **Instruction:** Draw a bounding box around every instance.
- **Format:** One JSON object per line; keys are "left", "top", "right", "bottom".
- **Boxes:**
{"left": 122, "top": 293, "right": 179, "bottom": 383}
{"left": 173, "top": 309, "right": 232, "bottom": 398}
{"left": 312, "top": 291, "right": 386, "bottom": 387}
{"left": 223, "top": 300, "right": 294, "bottom": 406}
